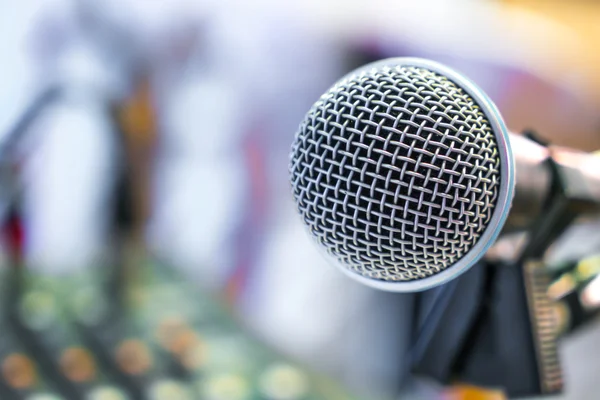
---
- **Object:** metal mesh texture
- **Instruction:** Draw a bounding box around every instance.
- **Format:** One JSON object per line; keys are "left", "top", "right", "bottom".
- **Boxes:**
{"left": 290, "top": 65, "right": 501, "bottom": 282}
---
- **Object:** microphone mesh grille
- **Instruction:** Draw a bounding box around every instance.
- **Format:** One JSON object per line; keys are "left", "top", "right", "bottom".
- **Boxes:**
{"left": 290, "top": 65, "right": 501, "bottom": 282}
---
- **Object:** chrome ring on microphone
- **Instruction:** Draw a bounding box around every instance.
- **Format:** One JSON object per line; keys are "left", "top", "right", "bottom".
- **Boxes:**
{"left": 290, "top": 58, "right": 515, "bottom": 292}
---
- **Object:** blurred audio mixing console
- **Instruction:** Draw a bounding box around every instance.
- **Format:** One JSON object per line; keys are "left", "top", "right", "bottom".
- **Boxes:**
{"left": 0, "top": 254, "right": 362, "bottom": 400}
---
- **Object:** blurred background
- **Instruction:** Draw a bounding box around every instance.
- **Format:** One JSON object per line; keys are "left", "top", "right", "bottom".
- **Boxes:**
{"left": 1, "top": 0, "right": 600, "bottom": 399}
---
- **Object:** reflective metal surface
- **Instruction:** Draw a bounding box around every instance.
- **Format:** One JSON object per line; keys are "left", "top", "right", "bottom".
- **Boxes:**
{"left": 290, "top": 58, "right": 514, "bottom": 291}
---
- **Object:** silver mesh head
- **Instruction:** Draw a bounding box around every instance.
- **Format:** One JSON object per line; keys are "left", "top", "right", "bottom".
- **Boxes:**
{"left": 289, "top": 58, "right": 514, "bottom": 292}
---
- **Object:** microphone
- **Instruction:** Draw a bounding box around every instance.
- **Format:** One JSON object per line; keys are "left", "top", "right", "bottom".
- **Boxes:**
{"left": 289, "top": 58, "right": 515, "bottom": 292}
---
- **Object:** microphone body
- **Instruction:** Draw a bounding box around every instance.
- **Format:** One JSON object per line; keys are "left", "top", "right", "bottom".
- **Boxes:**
{"left": 506, "top": 133, "right": 600, "bottom": 233}
{"left": 288, "top": 57, "right": 600, "bottom": 397}
{"left": 503, "top": 133, "right": 550, "bottom": 232}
